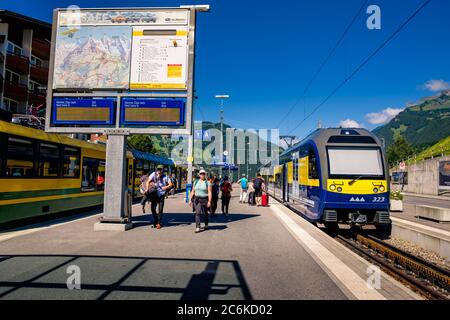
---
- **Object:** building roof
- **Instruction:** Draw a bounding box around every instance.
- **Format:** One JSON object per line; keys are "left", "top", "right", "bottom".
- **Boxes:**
{"left": 0, "top": 10, "right": 51, "bottom": 29}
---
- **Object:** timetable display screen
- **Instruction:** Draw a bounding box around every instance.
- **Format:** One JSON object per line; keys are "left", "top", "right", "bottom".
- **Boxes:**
{"left": 52, "top": 98, "right": 116, "bottom": 125}
{"left": 120, "top": 98, "right": 185, "bottom": 126}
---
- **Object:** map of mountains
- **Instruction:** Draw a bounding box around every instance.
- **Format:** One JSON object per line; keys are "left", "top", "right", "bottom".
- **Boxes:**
{"left": 54, "top": 26, "right": 131, "bottom": 89}
{"left": 373, "top": 90, "right": 450, "bottom": 150}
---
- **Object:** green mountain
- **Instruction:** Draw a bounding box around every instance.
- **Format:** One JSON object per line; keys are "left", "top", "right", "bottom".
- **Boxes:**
{"left": 373, "top": 90, "right": 450, "bottom": 150}
{"left": 406, "top": 135, "right": 450, "bottom": 164}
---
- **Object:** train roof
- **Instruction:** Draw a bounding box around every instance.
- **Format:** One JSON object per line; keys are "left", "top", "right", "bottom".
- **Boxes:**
{"left": 0, "top": 120, "right": 174, "bottom": 164}
{"left": 0, "top": 120, "right": 107, "bottom": 152}
{"left": 281, "top": 127, "right": 381, "bottom": 157}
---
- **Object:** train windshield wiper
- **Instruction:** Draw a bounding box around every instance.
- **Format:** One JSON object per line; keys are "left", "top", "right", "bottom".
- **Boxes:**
{"left": 348, "top": 175, "right": 364, "bottom": 186}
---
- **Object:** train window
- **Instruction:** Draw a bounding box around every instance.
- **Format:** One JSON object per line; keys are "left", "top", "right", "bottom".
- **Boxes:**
{"left": 6, "top": 137, "right": 35, "bottom": 177}
{"left": 327, "top": 136, "right": 376, "bottom": 144}
{"left": 308, "top": 148, "right": 319, "bottom": 179}
{"left": 38, "top": 143, "right": 61, "bottom": 177}
{"left": 82, "top": 158, "right": 105, "bottom": 192}
{"left": 328, "top": 147, "right": 383, "bottom": 177}
{"left": 62, "top": 147, "right": 80, "bottom": 178}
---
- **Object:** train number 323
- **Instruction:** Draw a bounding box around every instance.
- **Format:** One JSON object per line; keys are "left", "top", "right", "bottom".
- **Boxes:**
{"left": 372, "top": 197, "right": 385, "bottom": 202}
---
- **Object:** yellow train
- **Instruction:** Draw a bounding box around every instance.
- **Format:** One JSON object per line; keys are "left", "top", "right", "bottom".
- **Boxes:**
{"left": 0, "top": 120, "right": 185, "bottom": 228}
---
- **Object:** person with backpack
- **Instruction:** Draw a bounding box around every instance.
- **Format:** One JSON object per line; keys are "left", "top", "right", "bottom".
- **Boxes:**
{"left": 253, "top": 173, "right": 265, "bottom": 207}
{"left": 220, "top": 176, "right": 233, "bottom": 215}
{"left": 147, "top": 165, "right": 173, "bottom": 229}
{"left": 189, "top": 169, "right": 212, "bottom": 233}
{"left": 237, "top": 174, "right": 248, "bottom": 203}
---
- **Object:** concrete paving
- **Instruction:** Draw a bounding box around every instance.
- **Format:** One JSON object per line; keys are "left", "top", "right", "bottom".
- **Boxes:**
{"left": 0, "top": 189, "right": 420, "bottom": 300}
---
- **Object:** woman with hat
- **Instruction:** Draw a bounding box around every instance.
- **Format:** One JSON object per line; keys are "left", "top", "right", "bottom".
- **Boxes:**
{"left": 189, "top": 169, "right": 212, "bottom": 233}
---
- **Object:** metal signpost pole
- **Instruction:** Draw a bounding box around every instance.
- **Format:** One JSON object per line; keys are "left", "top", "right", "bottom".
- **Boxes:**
{"left": 98, "top": 129, "right": 132, "bottom": 230}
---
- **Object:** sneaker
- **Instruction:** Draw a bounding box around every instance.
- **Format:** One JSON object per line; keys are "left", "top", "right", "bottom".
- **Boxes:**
{"left": 195, "top": 228, "right": 201, "bottom": 233}
{"left": 151, "top": 225, "right": 156, "bottom": 228}
{"left": 204, "top": 225, "right": 208, "bottom": 230}
{"left": 156, "top": 224, "right": 161, "bottom": 229}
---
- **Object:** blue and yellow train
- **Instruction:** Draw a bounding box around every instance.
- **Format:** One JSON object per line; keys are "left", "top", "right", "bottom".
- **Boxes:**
{"left": 0, "top": 120, "right": 186, "bottom": 228}
{"left": 265, "top": 128, "right": 391, "bottom": 236}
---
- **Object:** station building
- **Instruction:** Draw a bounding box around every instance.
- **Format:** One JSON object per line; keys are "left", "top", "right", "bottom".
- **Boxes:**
{"left": 0, "top": 10, "right": 51, "bottom": 116}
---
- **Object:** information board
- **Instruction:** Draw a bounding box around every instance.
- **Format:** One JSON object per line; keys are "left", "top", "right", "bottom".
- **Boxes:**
{"left": 46, "top": 7, "right": 196, "bottom": 134}
{"left": 52, "top": 98, "right": 116, "bottom": 125}
{"left": 120, "top": 98, "right": 185, "bottom": 126}
{"left": 129, "top": 27, "right": 188, "bottom": 90}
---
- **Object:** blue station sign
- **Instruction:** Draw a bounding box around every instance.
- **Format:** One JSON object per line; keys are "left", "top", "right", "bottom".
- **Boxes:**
{"left": 52, "top": 97, "right": 116, "bottom": 125}
{"left": 120, "top": 98, "right": 185, "bottom": 126}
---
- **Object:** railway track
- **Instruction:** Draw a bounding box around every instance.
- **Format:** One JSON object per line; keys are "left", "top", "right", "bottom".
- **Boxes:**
{"left": 268, "top": 192, "right": 450, "bottom": 300}
{"left": 336, "top": 233, "right": 450, "bottom": 300}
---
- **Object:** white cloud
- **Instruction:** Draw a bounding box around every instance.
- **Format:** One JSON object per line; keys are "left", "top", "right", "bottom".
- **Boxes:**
{"left": 423, "top": 79, "right": 450, "bottom": 92}
{"left": 365, "top": 108, "right": 403, "bottom": 125}
{"left": 339, "top": 119, "right": 363, "bottom": 128}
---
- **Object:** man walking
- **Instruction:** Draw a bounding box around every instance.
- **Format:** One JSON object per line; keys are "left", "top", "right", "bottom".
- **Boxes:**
{"left": 147, "top": 165, "right": 173, "bottom": 229}
{"left": 253, "top": 173, "right": 265, "bottom": 207}
{"left": 237, "top": 174, "right": 248, "bottom": 203}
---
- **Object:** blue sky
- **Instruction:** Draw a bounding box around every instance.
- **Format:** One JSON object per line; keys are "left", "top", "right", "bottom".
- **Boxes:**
{"left": 4, "top": 0, "right": 450, "bottom": 140}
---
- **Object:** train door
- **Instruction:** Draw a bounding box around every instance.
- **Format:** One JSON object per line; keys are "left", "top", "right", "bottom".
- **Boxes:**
{"left": 282, "top": 163, "right": 287, "bottom": 202}
{"left": 291, "top": 152, "right": 300, "bottom": 200}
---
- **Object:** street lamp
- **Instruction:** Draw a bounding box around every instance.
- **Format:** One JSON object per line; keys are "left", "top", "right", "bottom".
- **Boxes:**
{"left": 215, "top": 94, "right": 230, "bottom": 166}
{"left": 246, "top": 141, "right": 250, "bottom": 178}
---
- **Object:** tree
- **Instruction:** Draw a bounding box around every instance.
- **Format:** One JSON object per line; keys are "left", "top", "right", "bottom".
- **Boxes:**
{"left": 387, "top": 135, "right": 414, "bottom": 167}
{"left": 128, "top": 135, "right": 155, "bottom": 153}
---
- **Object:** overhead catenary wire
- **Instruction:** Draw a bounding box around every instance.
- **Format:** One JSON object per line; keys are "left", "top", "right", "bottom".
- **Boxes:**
{"left": 276, "top": 0, "right": 369, "bottom": 129}
{"left": 287, "top": 0, "right": 432, "bottom": 136}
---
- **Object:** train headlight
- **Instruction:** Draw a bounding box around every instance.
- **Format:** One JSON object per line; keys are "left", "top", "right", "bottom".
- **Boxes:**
{"left": 373, "top": 188, "right": 379, "bottom": 193}
{"left": 330, "top": 184, "right": 336, "bottom": 191}
{"left": 337, "top": 187, "right": 343, "bottom": 193}
{"left": 379, "top": 185, "right": 385, "bottom": 192}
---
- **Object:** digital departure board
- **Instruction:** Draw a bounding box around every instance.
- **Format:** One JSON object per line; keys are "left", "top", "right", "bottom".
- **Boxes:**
{"left": 52, "top": 98, "right": 116, "bottom": 125}
{"left": 120, "top": 98, "right": 185, "bottom": 126}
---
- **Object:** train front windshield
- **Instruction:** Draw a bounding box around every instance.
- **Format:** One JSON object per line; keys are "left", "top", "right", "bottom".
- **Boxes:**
{"left": 327, "top": 147, "right": 384, "bottom": 177}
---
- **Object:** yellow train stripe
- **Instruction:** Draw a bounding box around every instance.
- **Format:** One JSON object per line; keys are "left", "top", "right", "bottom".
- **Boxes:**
{"left": 0, "top": 191, "right": 104, "bottom": 206}
{"left": 0, "top": 179, "right": 81, "bottom": 193}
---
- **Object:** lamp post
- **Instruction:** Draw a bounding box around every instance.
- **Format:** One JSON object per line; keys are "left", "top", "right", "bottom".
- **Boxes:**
{"left": 215, "top": 95, "right": 229, "bottom": 160}
{"left": 246, "top": 141, "right": 250, "bottom": 178}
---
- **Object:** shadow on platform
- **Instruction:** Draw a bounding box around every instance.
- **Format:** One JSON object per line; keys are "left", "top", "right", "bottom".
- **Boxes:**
{"left": 131, "top": 212, "right": 260, "bottom": 230}
{"left": 0, "top": 254, "right": 253, "bottom": 300}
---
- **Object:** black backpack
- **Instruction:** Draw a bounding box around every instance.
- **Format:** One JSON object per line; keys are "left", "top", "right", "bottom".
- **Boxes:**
{"left": 254, "top": 178, "right": 262, "bottom": 189}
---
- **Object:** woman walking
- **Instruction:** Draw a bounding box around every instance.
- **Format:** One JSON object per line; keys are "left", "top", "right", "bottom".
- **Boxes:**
{"left": 220, "top": 176, "right": 233, "bottom": 215}
{"left": 189, "top": 169, "right": 212, "bottom": 233}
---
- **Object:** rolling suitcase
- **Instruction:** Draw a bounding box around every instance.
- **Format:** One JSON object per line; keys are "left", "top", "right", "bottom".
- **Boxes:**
{"left": 261, "top": 193, "right": 269, "bottom": 207}
{"left": 248, "top": 192, "right": 256, "bottom": 206}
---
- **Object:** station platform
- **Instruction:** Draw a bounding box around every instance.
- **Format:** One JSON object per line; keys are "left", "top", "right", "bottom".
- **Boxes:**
{"left": 0, "top": 189, "right": 421, "bottom": 300}
{"left": 389, "top": 194, "right": 450, "bottom": 260}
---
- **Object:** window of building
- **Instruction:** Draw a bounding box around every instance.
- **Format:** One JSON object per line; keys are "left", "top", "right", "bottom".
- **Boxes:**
{"left": 5, "top": 69, "right": 20, "bottom": 85}
{"left": 6, "top": 137, "right": 35, "bottom": 177}
{"left": 7, "top": 42, "right": 22, "bottom": 55}
{"left": 62, "top": 147, "right": 80, "bottom": 178}
{"left": 30, "top": 55, "right": 43, "bottom": 67}
{"left": 3, "top": 98, "right": 20, "bottom": 113}
{"left": 38, "top": 143, "right": 61, "bottom": 177}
